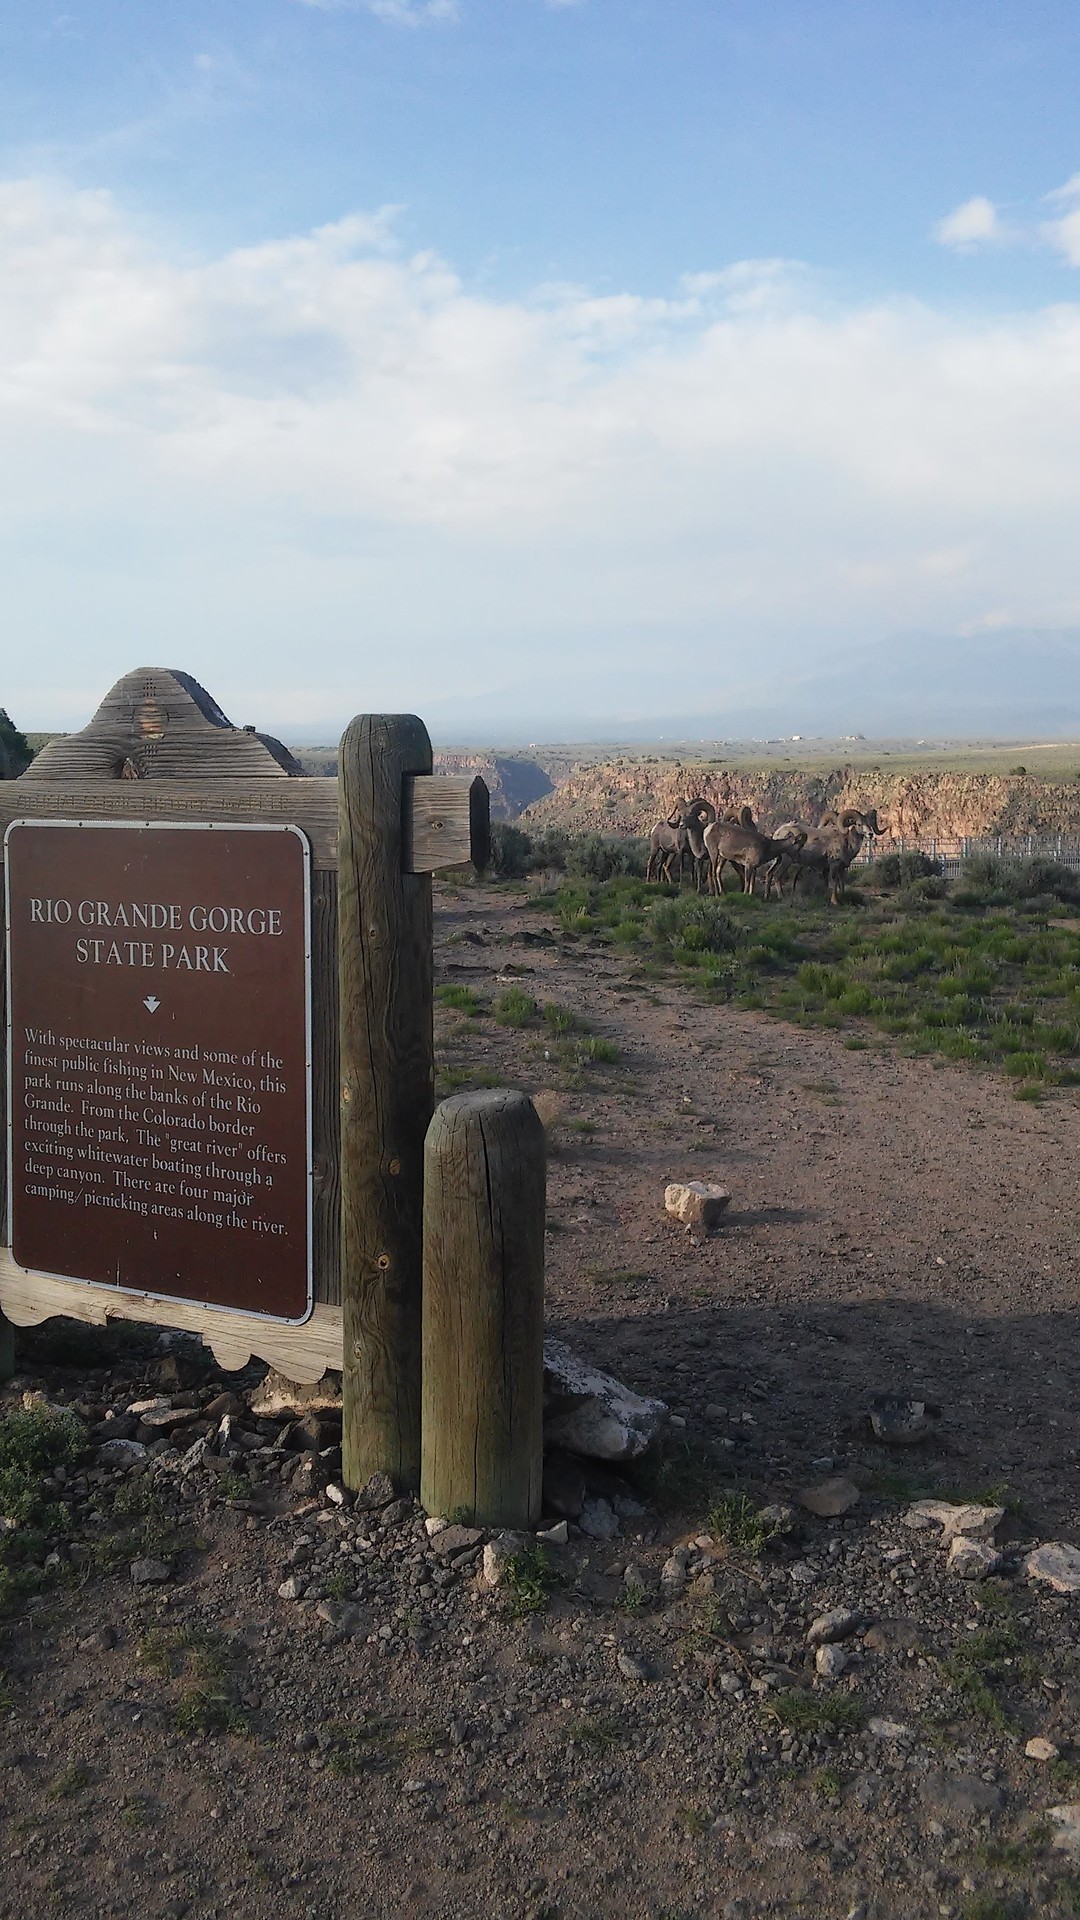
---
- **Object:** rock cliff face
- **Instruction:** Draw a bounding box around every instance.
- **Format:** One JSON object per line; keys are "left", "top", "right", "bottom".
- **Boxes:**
{"left": 433, "top": 754, "right": 554, "bottom": 821}
{"left": 522, "top": 762, "right": 1080, "bottom": 847}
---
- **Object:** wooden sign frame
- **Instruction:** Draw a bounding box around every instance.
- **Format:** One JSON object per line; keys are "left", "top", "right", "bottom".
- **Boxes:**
{"left": 0, "top": 668, "right": 488, "bottom": 1385}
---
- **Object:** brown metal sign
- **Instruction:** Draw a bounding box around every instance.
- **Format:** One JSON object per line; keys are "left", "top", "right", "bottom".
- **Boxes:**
{"left": 4, "top": 821, "right": 312, "bottom": 1323}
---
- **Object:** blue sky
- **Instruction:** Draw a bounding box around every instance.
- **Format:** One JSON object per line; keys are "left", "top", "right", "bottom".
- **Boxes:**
{"left": 3, "top": 1, "right": 1080, "bottom": 736}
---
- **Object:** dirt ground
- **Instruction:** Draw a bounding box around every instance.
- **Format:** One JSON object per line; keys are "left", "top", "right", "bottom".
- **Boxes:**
{"left": 2, "top": 878, "right": 1079, "bottom": 1920}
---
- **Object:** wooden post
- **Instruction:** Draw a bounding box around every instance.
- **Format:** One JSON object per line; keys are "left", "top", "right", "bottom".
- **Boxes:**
{"left": 421, "top": 1091, "right": 545, "bottom": 1528}
{"left": 339, "top": 715, "right": 433, "bottom": 1492}
{"left": 0, "top": 1314, "right": 13, "bottom": 1383}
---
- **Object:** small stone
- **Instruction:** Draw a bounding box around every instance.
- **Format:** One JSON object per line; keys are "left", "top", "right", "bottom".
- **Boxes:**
{"left": 203, "top": 1391, "right": 243, "bottom": 1422}
{"left": 127, "top": 1396, "right": 172, "bottom": 1418}
{"left": 579, "top": 1496, "right": 619, "bottom": 1541}
{"left": 425, "top": 1516, "right": 448, "bottom": 1537}
{"left": 481, "top": 1532, "right": 531, "bottom": 1588}
{"left": 807, "top": 1607, "right": 861, "bottom": 1646}
{"left": 622, "top": 1560, "right": 656, "bottom": 1592}
{"left": 863, "top": 1618, "right": 923, "bottom": 1654}
{"left": 664, "top": 1181, "right": 731, "bottom": 1231}
{"left": 787, "top": 1561, "right": 815, "bottom": 1586}
{"left": 1047, "top": 1805, "right": 1080, "bottom": 1859}
{"left": 868, "top": 1717, "right": 913, "bottom": 1741}
{"left": 758, "top": 1503, "right": 796, "bottom": 1535}
{"left": 867, "top": 1395, "right": 939, "bottom": 1445}
{"left": 616, "top": 1650, "right": 649, "bottom": 1681}
{"left": 324, "top": 1482, "right": 350, "bottom": 1507}
{"left": 537, "top": 1520, "right": 569, "bottom": 1547}
{"left": 763, "top": 1829, "right": 806, "bottom": 1852}
{"left": 96, "top": 1439, "right": 148, "bottom": 1469}
{"left": 922, "top": 1772, "right": 1005, "bottom": 1823}
{"left": 129, "top": 1557, "right": 172, "bottom": 1586}
{"left": 1023, "top": 1542, "right": 1080, "bottom": 1594}
{"left": 797, "top": 1476, "right": 860, "bottom": 1518}
{"left": 660, "top": 1552, "right": 689, "bottom": 1595}
{"left": 430, "top": 1525, "right": 484, "bottom": 1558}
{"left": 718, "top": 1671, "right": 742, "bottom": 1695}
{"left": 178, "top": 1436, "right": 209, "bottom": 1475}
{"left": 946, "top": 1534, "right": 1003, "bottom": 1579}
{"left": 1026, "top": 1737, "right": 1060, "bottom": 1762}
{"left": 815, "top": 1644, "right": 848, "bottom": 1679}
{"left": 906, "top": 1500, "right": 1004, "bottom": 1545}
{"left": 277, "top": 1575, "right": 308, "bottom": 1601}
{"left": 354, "top": 1471, "right": 396, "bottom": 1512}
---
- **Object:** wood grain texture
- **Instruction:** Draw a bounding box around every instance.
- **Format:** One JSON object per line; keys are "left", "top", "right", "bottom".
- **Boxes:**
{"left": 22, "top": 668, "right": 299, "bottom": 783}
{"left": 339, "top": 715, "right": 434, "bottom": 1492}
{"left": 421, "top": 1091, "right": 545, "bottom": 1528}
{"left": 0, "top": 1255, "right": 343, "bottom": 1382}
{"left": 0, "top": 774, "right": 480, "bottom": 875}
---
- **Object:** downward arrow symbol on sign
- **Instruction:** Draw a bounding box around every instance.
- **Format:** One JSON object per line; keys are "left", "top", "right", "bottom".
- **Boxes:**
{"left": 143, "top": 996, "right": 160, "bottom": 1013}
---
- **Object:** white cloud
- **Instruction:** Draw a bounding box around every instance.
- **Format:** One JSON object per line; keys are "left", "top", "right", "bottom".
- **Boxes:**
{"left": 1041, "top": 173, "right": 1080, "bottom": 267}
{"left": 293, "top": 0, "right": 459, "bottom": 21}
{"left": 933, "top": 195, "right": 1004, "bottom": 251}
{"left": 3, "top": 176, "right": 1080, "bottom": 727}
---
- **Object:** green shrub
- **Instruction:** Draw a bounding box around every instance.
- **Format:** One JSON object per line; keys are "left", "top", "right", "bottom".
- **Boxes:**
{"left": 493, "top": 987, "right": 537, "bottom": 1027}
{"left": 649, "top": 894, "right": 738, "bottom": 956}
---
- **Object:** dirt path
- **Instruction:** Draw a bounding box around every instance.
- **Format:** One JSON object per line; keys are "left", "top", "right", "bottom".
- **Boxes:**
{"left": 1, "top": 880, "right": 1078, "bottom": 1920}
{"left": 442, "top": 882, "right": 1080, "bottom": 1539}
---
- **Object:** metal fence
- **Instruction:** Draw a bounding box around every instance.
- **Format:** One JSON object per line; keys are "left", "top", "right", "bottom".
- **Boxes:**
{"left": 854, "top": 834, "right": 1080, "bottom": 876}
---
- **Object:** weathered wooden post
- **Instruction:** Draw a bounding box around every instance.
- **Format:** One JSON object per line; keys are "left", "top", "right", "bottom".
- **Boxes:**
{"left": 339, "top": 715, "right": 434, "bottom": 1492}
{"left": 421, "top": 1090, "right": 545, "bottom": 1528}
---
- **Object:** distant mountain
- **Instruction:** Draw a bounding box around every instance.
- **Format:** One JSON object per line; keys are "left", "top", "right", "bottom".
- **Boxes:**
{"left": 418, "top": 629, "right": 1080, "bottom": 745}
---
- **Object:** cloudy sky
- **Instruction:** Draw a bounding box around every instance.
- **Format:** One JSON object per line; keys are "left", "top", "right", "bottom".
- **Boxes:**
{"left": 3, "top": 1, "right": 1080, "bottom": 737}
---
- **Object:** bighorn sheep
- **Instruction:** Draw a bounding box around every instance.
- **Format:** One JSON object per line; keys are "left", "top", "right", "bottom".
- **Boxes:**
{"left": 682, "top": 801, "right": 759, "bottom": 891}
{"left": 700, "top": 813, "right": 775, "bottom": 896}
{"left": 777, "top": 808, "right": 886, "bottom": 905}
{"left": 646, "top": 803, "right": 690, "bottom": 884}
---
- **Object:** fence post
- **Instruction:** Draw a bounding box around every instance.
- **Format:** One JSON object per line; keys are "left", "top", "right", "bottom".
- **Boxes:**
{"left": 339, "top": 714, "right": 434, "bottom": 1493}
{"left": 421, "top": 1091, "right": 545, "bottom": 1528}
{"left": 0, "top": 1314, "right": 13, "bottom": 1383}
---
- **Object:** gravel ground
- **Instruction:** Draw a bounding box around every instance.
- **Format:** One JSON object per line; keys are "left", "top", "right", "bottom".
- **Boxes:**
{"left": 1, "top": 879, "right": 1079, "bottom": 1920}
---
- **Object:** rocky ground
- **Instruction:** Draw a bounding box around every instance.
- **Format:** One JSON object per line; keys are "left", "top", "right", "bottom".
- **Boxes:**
{"left": 2, "top": 878, "right": 1080, "bottom": 1920}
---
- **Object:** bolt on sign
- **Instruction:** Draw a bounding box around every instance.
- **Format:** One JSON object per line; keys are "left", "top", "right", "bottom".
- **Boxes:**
{"left": 4, "top": 820, "right": 313, "bottom": 1322}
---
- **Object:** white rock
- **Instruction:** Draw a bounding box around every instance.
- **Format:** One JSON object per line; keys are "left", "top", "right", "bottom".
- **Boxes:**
{"left": 815, "top": 1644, "right": 848, "bottom": 1679}
{"left": 248, "top": 1369, "right": 343, "bottom": 1418}
{"left": 1026, "top": 1736, "right": 1060, "bottom": 1762}
{"left": 424, "top": 1515, "right": 448, "bottom": 1537}
{"left": 277, "top": 1575, "right": 307, "bottom": 1601}
{"left": 1024, "top": 1542, "right": 1080, "bottom": 1594}
{"left": 946, "top": 1534, "right": 1003, "bottom": 1579}
{"left": 579, "top": 1496, "right": 619, "bottom": 1541}
{"left": 324, "top": 1482, "right": 349, "bottom": 1507}
{"left": 664, "top": 1181, "right": 731, "bottom": 1231}
{"left": 537, "top": 1520, "right": 569, "bottom": 1547}
{"left": 542, "top": 1337, "right": 668, "bottom": 1461}
{"left": 480, "top": 1532, "right": 531, "bottom": 1588}
{"left": 906, "top": 1500, "right": 1004, "bottom": 1544}
{"left": 1048, "top": 1805, "right": 1080, "bottom": 1859}
{"left": 127, "top": 1396, "right": 172, "bottom": 1418}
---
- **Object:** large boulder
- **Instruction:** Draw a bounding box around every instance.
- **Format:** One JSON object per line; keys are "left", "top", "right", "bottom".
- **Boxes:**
{"left": 542, "top": 1338, "right": 668, "bottom": 1461}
